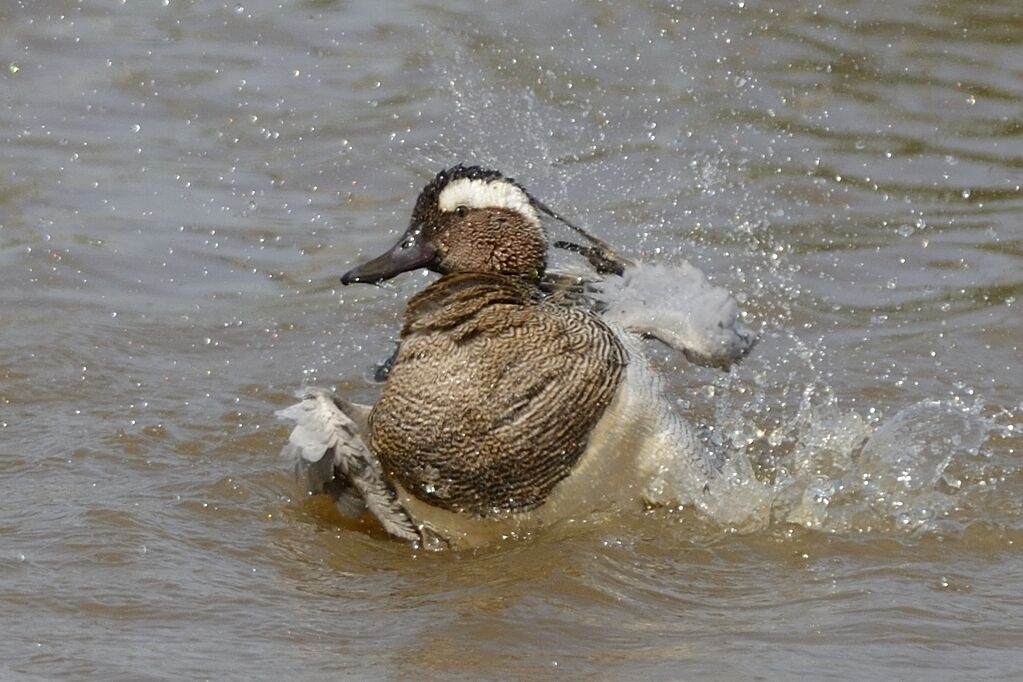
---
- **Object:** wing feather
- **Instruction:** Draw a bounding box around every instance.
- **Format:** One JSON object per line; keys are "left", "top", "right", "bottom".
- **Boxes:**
{"left": 276, "top": 388, "right": 419, "bottom": 541}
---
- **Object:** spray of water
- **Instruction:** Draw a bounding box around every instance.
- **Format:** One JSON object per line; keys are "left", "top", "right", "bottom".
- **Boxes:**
{"left": 388, "top": 23, "right": 1010, "bottom": 539}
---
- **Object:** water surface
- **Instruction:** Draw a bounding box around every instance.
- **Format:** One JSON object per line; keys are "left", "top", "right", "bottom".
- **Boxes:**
{"left": 2, "top": 1, "right": 1021, "bottom": 679}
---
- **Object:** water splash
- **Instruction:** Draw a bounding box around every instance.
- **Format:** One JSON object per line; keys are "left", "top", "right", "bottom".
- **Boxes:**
{"left": 702, "top": 368, "right": 1000, "bottom": 536}
{"left": 397, "top": 21, "right": 1011, "bottom": 542}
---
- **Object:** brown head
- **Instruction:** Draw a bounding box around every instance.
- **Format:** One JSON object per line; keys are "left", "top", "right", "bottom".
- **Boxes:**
{"left": 341, "top": 165, "right": 548, "bottom": 285}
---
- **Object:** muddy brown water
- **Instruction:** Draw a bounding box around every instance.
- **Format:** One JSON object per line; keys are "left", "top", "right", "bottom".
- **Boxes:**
{"left": 2, "top": 1, "right": 1021, "bottom": 679}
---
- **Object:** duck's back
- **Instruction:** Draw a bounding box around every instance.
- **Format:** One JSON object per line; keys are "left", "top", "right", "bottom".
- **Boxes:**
{"left": 368, "top": 272, "right": 626, "bottom": 517}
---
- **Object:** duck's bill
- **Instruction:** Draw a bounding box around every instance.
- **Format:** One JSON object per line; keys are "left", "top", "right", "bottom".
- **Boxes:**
{"left": 341, "top": 236, "right": 436, "bottom": 285}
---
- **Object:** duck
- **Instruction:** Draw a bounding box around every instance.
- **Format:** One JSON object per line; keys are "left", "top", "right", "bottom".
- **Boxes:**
{"left": 277, "top": 164, "right": 757, "bottom": 548}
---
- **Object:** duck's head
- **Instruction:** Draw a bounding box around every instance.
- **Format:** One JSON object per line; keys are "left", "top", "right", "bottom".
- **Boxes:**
{"left": 341, "top": 165, "right": 547, "bottom": 285}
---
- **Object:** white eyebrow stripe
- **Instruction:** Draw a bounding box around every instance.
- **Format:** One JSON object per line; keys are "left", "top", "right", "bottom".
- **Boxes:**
{"left": 437, "top": 178, "right": 539, "bottom": 225}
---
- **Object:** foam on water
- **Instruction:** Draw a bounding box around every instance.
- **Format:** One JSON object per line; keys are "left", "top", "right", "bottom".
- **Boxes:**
{"left": 697, "top": 315, "right": 1010, "bottom": 536}
{"left": 708, "top": 387, "right": 999, "bottom": 535}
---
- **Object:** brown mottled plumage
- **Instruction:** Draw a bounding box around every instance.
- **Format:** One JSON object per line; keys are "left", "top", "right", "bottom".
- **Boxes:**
{"left": 432, "top": 207, "right": 547, "bottom": 277}
{"left": 369, "top": 272, "right": 626, "bottom": 515}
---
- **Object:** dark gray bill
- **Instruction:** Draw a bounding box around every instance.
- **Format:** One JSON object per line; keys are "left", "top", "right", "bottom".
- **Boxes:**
{"left": 340, "top": 233, "right": 436, "bottom": 285}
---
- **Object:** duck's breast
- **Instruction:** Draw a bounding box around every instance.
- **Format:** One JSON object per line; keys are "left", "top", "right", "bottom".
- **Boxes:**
{"left": 369, "top": 275, "right": 627, "bottom": 518}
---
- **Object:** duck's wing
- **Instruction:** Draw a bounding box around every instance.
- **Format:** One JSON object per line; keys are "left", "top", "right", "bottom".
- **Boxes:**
{"left": 276, "top": 388, "right": 419, "bottom": 542}
{"left": 549, "top": 261, "right": 757, "bottom": 369}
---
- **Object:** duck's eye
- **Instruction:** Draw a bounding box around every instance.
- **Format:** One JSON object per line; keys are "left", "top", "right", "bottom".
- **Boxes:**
{"left": 454, "top": 205, "right": 469, "bottom": 218}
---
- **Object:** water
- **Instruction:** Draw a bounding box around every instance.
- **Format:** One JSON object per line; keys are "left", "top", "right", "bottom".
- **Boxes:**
{"left": 2, "top": 0, "right": 1021, "bottom": 679}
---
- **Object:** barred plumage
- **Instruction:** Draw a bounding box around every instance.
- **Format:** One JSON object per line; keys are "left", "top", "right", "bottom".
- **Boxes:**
{"left": 370, "top": 272, "right": 626, "bottom": 515}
